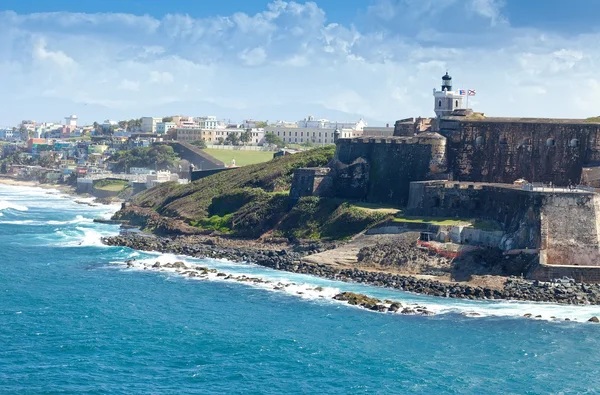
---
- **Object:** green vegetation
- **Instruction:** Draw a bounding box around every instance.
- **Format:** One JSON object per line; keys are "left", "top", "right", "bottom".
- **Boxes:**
{"left": 263, "top": 132, "right": 284, "bottom": 148}
{"left": 275, "top": 198, "right": 390, "bottom": 240}
{"left": 392, "top": 213, "right": 502, "bottom": 231}
{"left": 110, "top": 145, "right": 179, "bottom": 173}
{"left": 128, "top": 146, "right": 387, "bottom": 239}
{"left": 94, "top": 179, "right": 129, "bottom": 192}
{"left": 203, "top": 148, "right": 274, "bottom": 166}
{"left": 585, "top": 116, "right": 600, "bottom": 123}
{"left": 190, "top": 139, "right": 207, "bottom": 149}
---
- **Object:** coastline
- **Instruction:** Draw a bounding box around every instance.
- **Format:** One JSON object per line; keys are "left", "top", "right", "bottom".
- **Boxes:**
{"left": 0, "top": 175, "right": 122, "bottom": 205}
{"left": 102, "top": 233, "right": 600, "bottom": 309}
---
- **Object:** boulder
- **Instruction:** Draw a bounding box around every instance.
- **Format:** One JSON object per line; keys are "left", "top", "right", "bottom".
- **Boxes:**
{"left": 588, "top": 316, "right": 600, "bottom": 323}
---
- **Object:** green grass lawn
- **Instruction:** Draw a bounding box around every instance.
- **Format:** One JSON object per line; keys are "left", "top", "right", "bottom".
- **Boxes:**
{"left": 203, "top": 148, "right": 275, "bottom": 166}
{"left": 94, "top": 179, "right": 129, "bottom": 192}
{"left": 351, "top": 202, "right": 401, "bottom": 215}
{"left": 392, "top": 214, "right": 502, "bottom": 230}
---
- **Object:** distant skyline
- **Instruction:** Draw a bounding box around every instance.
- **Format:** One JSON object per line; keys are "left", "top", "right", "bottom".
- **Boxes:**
{"left": 1, "top": 0, "right": 600, "bottom": 126}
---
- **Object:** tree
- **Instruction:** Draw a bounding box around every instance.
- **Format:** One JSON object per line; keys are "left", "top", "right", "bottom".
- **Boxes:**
{"left": 162, "top": 117, "right": 173, "bottom": 123}
{"left": 110, "top": 145, "right": 179, "bottom": 173}
{"left": 264, "top": 132, "right": 284, "bottom": 148}
{"left": 191, "top": 139, "right": 207, "bottom": 149}
{"left": 302, "top": 140, "right": 314, "bottom": 148}
{"left": 118, "top": 120, "right": 128, "bottom": 129}
{"left": 225, "top": 133, "right": 240, "bottom": 146}
{"left": 255, "top": 121, "right": 268, "bottom": 128}
{"left": 217, "top": 137, "right": 225, "bottom": 145}
{"left": 240, "top": 130, "right": 251, "bottom": 145}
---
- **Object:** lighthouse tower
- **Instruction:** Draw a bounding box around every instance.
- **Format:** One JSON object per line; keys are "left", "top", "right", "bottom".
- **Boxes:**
{"left": 433, "top": 72, "right": 463, "bottom": 118}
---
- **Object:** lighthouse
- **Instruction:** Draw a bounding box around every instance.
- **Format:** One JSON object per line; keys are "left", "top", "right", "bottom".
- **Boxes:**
{"left": 433, "top": 72, "right": 464, "bottom": 118}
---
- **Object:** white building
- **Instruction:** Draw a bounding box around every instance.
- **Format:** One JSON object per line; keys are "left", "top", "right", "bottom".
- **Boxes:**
{"left": 263, "top": 115, "right": 366, "bottom": 145}
{"left": 130, "top": 167, "right": 156, "bottom": 175}
{"left": 296, "top": 115, "right": 367, "bottom": 131}
{"left": 140, "top": 117, "right": 162, "bottom": 133}
{"left": 146, "top": 171, "right": 179, "bottom": 188}
{"left": 156, "top": 122, "right": 177, "bottom": 135}
{"left": 65, "top": 115, "right": 78, "bottom": 127}
{"left": 195, "top": 116, "right": 224, "bottom": 130}
{"left": 433, "top": 72, "right": 464, "bottom": 118}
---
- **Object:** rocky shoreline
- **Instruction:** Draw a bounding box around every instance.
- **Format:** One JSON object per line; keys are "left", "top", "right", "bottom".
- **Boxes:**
{"left": 118, "top": 258, "right": 436, "bottom": 317}
{"left": 102, "top": 233, "right": 600, "bottom": 307}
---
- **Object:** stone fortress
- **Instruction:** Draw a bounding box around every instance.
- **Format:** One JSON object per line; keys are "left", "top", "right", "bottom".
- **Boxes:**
{"left": 290, "top": 72, "right": 600, "bottom": 282}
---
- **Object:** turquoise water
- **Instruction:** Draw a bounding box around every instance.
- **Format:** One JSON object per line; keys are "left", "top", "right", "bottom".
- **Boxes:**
{"left": 0, "top": 185, "right": 599, "bottom": 394}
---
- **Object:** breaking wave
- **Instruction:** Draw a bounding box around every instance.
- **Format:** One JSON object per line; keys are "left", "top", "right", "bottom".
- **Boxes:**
{"left": 0, "top": 200, "right": 28, "bottom": 212}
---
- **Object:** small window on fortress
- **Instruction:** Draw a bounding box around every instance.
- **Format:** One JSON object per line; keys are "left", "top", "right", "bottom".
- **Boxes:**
{"left": 475, "top": 136, "right": 484, "bottom": 146}
{"left": 570, "top": 139, "right": 580, "bottom": 148}
{"left": 455, "top": 100, "right": 458, "bottom": 107}
{"left": 546, "top": 138, "right": 556, "bottom": 147}
{"left": 438, "top": 100, "right": 442, "bottom": 108}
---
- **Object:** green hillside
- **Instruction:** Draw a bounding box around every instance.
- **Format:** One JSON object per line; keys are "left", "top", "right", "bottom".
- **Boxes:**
{"left": 117, "top": 146, "right": 390, "bottom": 240}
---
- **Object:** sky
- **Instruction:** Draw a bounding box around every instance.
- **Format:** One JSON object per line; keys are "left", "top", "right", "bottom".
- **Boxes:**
{"left": 1, "top": 0, "right": 600, "bottom": 126}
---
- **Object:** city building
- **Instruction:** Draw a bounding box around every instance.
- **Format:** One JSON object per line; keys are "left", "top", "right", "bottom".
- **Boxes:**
{"left": 195, "top": 116, "right": 224, "bottom": 129}
{"left": 140, "top": 117, "right": 162, "bottom": 133}
{"left": 65, "top": 115, "right": 78, "bottom": 127}
{"left": 175, "top": 128, "right": 215, "bottom": 143}
{"left": 264, "top": 115, "right": 367, "bottom": 145}
{"left": 156, "top": 122, "right": 177, "bottom": 135}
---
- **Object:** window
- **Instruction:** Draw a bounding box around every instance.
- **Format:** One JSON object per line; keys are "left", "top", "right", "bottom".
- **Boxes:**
{"left": 455, "top": 100, "right": 458, "bottom": 107}
{"left": 438, "top": 100, "right": 442, "bottom": 107}
{"left": 546, "top": 138, "right": 556, "bottom": 147}
{"left": 570, "top": 138, "right": 580, "bottom": 148}
{"left": 295, "top": 131, "right": 298, "bottom": 136}
{"left": 475, "top": 136, "right": 484, "bottom": 146}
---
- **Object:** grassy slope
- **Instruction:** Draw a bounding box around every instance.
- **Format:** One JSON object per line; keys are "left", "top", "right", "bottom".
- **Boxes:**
{"left": 202, "top": 148, "right": 274, "bottom": 166}
{"left": 127, "top": 146, "right": 390, "bottom": 240}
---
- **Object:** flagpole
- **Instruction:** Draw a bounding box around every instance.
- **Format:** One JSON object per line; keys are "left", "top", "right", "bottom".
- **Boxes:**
{"left": 466, "top": 90, "right": 469, "bottom": 110}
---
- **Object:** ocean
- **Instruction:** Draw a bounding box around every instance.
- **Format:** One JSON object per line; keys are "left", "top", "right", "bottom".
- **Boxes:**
{"left": 0, "top": 184, "right": 599, "bottom": 394}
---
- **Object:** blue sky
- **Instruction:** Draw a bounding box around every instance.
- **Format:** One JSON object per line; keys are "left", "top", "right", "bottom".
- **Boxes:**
{"left": 0, "top": 0, "right": 599, "bottom": 125}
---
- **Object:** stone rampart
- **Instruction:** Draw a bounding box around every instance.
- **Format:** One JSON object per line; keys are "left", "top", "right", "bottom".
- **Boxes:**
{"left": 440, "top": 118, "right": 600, "bottom": 186}
{"left": 332, "top": 134, "right": 446, "bottom": 205}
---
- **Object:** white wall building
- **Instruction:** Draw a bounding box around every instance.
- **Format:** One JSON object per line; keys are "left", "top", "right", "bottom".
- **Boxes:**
{"left": 264, "top": 115, "right": 366, "bottom": 145}
{"left": 146, "top": 171, "right": 179, "bottom": 188}
{"left": 156, "top": 122, "right": 177, "bottom": 135}
{"left": 130, "top": 167, "right": 156, "bottom": 175}
{"left": 195, "top": 116, "right": 224, "bottom": 130}
{"left": 140, "top": 117, "right": 162, "bottom": 133}
{"left": 296, "top": 115, "right": 367, "bottom": 131}
{"left": 65, "top": 115, "right": 78, "bottom": 127}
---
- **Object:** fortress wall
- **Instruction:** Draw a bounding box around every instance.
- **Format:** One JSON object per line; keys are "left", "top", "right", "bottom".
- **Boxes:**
{"left": 541, "top": 194, "right": 600, "bottom": 266}
{"left": 442, "top": 121, "right": 600, "bottom": 185}
{"left": 406, "top": 182, "right": 542, "bottom": 249}
{"left": 333, "top": 137, "right": 443, "bottom": 205}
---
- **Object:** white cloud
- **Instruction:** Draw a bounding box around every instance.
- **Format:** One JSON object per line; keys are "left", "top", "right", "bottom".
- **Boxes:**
{"left": 118, "top": 79, "right": 140, "bottom": 91}
{"left": 238, "top": 46, "right": 267, "bottom": 66}
{"left": 0, "top": 1, "right": 600, "bottom": 126}
{"left": 150, "top": 71, "right": 174, "bottom": 84}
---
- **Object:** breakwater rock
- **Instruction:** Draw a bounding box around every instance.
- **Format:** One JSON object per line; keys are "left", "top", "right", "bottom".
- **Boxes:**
{"left": 120, "top": 257, "right": 435, "bottom": 316}
{"left": 102, "top": 234, "right": 600, "bottom": 305}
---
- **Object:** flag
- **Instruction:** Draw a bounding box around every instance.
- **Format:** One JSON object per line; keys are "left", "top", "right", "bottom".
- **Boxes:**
{"left": 459, "top": 89, "right": 466, "bottom": 95}
{"left": 468, "top": 89, "right": 476, "bottom": 96}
